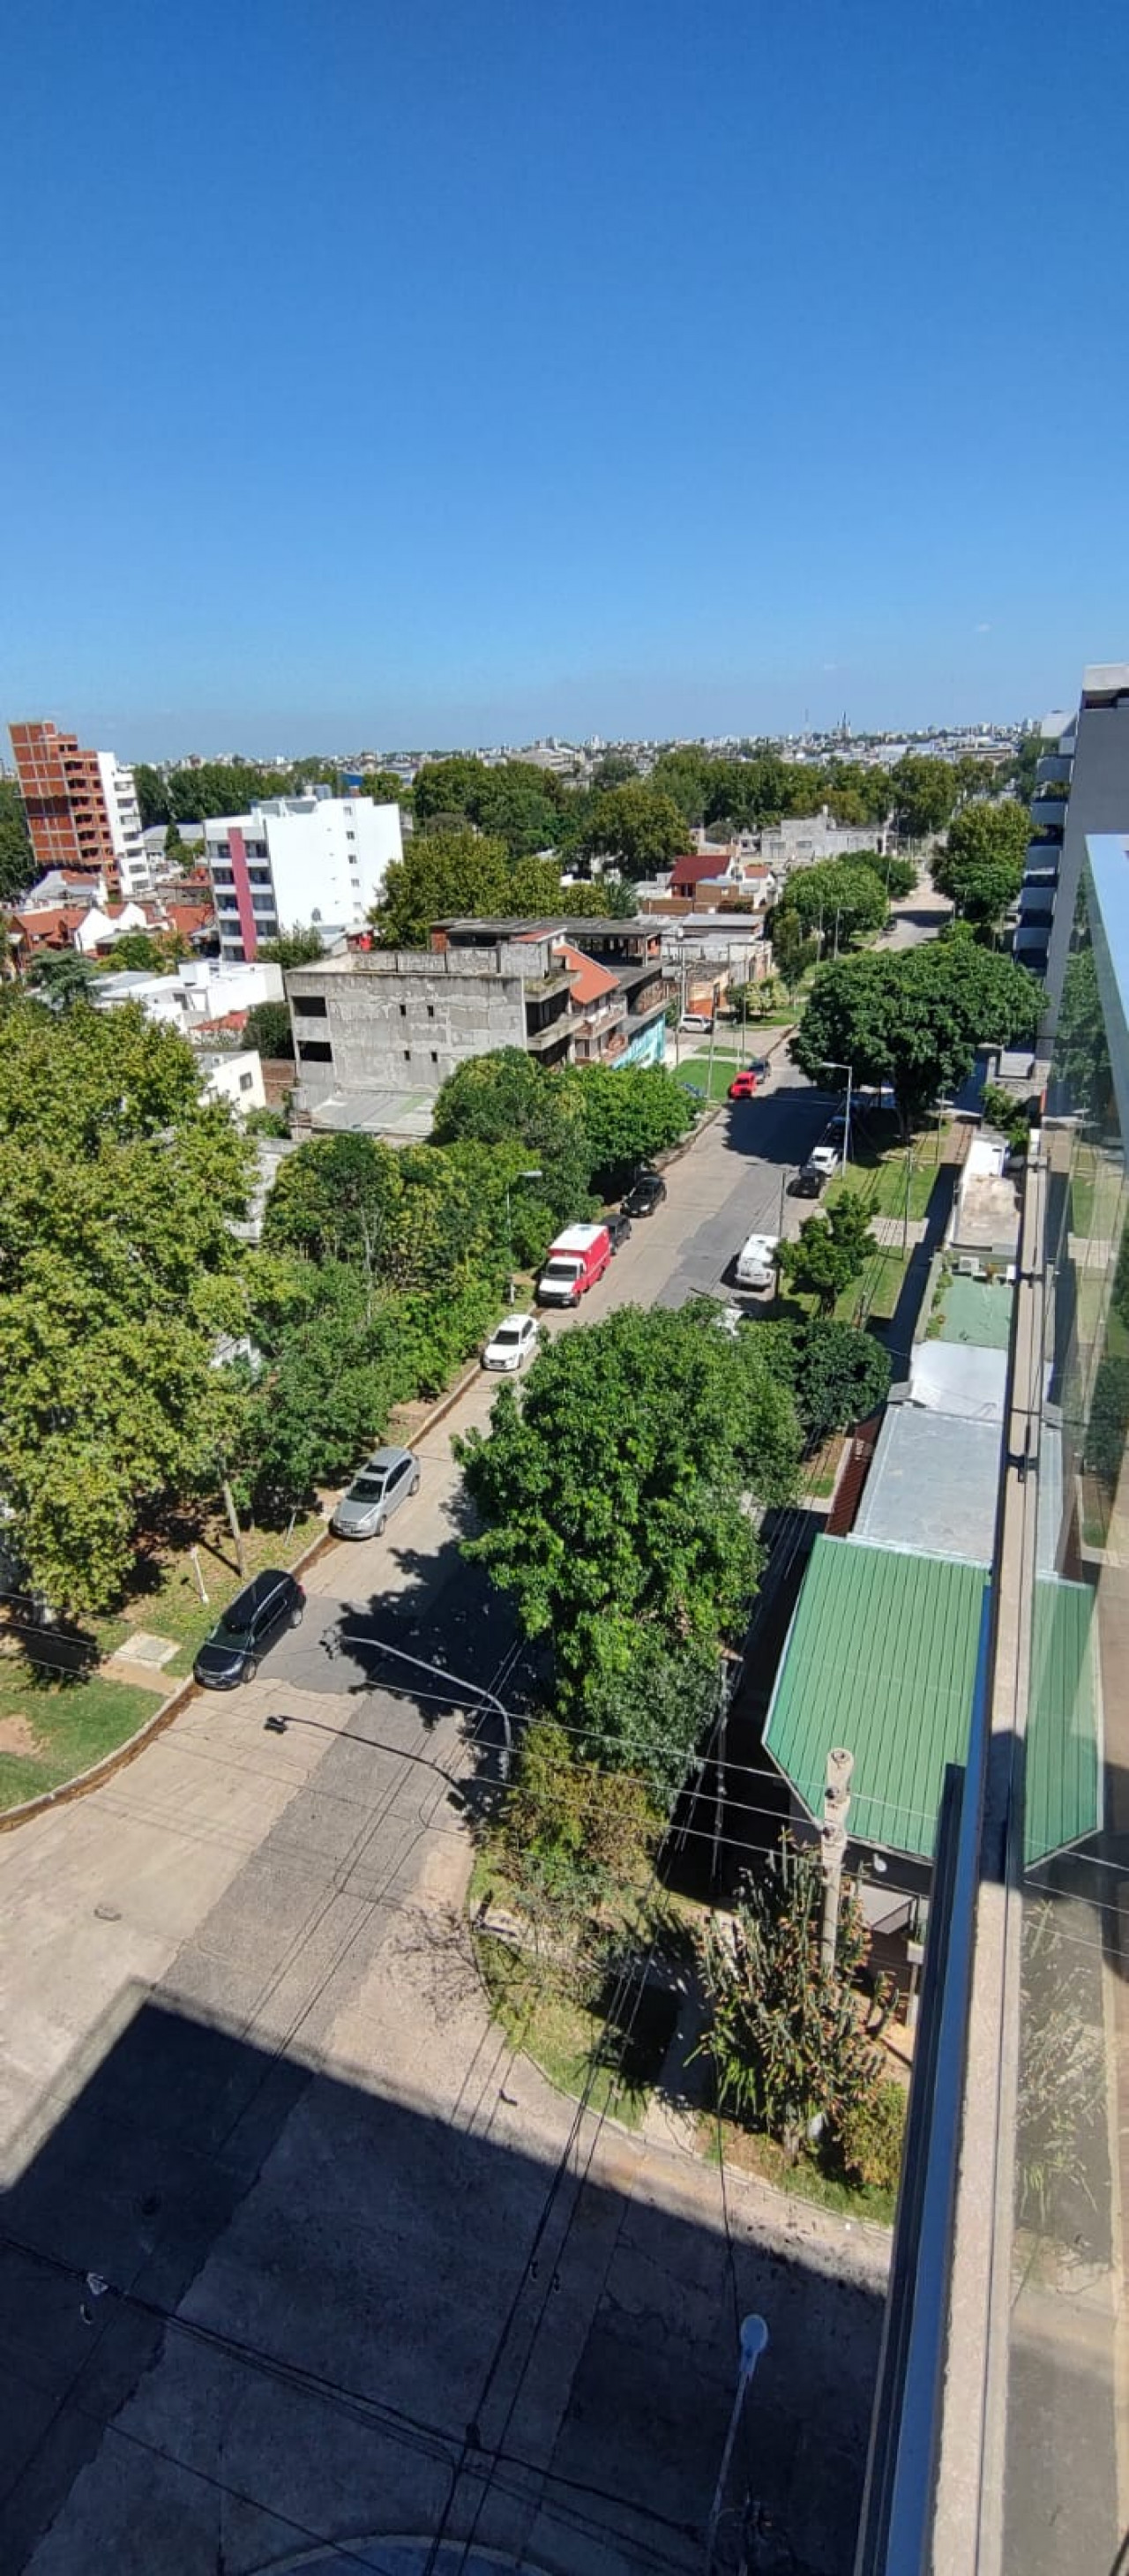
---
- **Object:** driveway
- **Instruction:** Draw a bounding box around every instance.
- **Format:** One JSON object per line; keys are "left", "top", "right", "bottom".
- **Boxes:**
{"left": 0, "top": 1091, "right": 888, "bottom": 2576}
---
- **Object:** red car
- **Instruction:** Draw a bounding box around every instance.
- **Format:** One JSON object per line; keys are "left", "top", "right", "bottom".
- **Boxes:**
{"left": 728, "top": 1069, "right": 759, "bottom": 1100}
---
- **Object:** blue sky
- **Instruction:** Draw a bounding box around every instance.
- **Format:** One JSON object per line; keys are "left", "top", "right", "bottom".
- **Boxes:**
{"left": 3, "top": 0, "right": 1126, "bottom": 756}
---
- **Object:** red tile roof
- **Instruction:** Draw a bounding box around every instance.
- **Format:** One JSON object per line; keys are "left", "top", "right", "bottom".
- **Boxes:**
{"left": 555, "top": 941, "right": 620, "bottom": 1007}
{"left": 671, "top": 851, "right": 730, "bottom": 888}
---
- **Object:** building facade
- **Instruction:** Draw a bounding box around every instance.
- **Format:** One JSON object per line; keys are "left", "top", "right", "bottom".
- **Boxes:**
{"left": 204, "top": 795, "right": 402, "bottom": 962}
{"left": 10, "top": 720, "right": 123, "bottom": 886}
{"left": 1014, "top": 664, "right": 1129, "bottom": 1015}
{"left": 287, "top": 917, "right": 669, "bottom": 1130}
{"left": 856, "top": 828, "right": 1129, "bottom": 2576}
{"left": 97, "top": 753, "right": 151, "bottom": 897}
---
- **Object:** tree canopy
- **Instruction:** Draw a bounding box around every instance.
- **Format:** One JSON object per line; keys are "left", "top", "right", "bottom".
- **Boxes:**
{"left": 0, "top": 999, "right": 254, "bottom": 1612}
{"left": 791, "top": 940, "right": 1041, "bottom": 1134}
{"left": 932, "top": 798, "right": 1029, "bottom": 928}
{"left": 258, "top": 925, "right": 325, "bottom": 969}
{"left": 373, "top": 827, "right": 608, "bottom": 948}
{"left": 888, "top": 754, "right": 958, "bottom": 839}
{"left": 0, "top": 781, "right": 34, "bottom": 904}
{"left": 777, "top": 1195, "right": 873, "bottom": 1315}
{"left": 243, "top": 999, "right": 295, "bottom": 1060}
{"left": 788, "top": 1317, "right": 892, "bottom": 1442}
{"left": 579, "top": 782, "right": 687, "bottom": 879}
{"left": 777, "top": 857, "right": 887, "bottom": 947}
{"left": 454, "top": 1303, "right": 801, "bottom": 1715}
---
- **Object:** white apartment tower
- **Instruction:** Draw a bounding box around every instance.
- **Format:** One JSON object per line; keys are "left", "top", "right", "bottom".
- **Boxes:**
{"left": 97, "top": 753, "right": 151, "bottom": 899}
{"left": 203, "top": 794, "right": 402, "bottom": 962}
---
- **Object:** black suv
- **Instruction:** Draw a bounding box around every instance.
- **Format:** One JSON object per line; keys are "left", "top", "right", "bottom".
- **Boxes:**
{"left": 623, "top": 1169, "right": 667, "bottom": 1218}
{"left": 606, "top": 1210, "right": 633, "bottom": 1252}
{"left": 193, "top": 1569, "right": 305, "bottom": 1690}
{"left": 789, "top": 1163, "right": 825, "bottom": 1198}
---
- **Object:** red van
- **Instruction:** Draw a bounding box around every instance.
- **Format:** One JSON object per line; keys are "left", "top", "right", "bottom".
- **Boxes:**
{"left": 536, "top": 1223, "right": 612, "bottom": 1307}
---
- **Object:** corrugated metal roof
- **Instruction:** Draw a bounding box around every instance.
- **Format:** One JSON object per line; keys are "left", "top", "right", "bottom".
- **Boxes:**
{"left": 1025, "top": 1577, "right": 1101, "bottom": 1864}
{"left": 764, "top": 1537, "right": 987, "bottom": 1861}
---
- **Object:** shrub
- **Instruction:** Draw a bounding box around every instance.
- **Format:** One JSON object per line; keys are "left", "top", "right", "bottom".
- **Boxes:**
{"left": 837, "top": 2079, "right": 907, "bottom": 2192}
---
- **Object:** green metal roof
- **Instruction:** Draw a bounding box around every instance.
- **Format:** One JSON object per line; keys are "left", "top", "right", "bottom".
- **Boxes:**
{"left": 1025, "top": 1577, "right": 1101, "bottom": 1864}
{"left": 764, "top": 1537, "right": 988, "bottom": 1861}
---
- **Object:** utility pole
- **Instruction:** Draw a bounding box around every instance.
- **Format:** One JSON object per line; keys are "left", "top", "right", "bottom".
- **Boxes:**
{"left": 819, "top": 1747, "right": 854, "bottom": 1974}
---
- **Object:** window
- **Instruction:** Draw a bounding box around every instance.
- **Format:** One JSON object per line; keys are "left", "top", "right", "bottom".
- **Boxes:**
{"left": 430, "top": 1050, "right": 438, "bottom": 1064}
{"left": 297, "top": 1039, "right": 333, "bottom": 1063}
{"left": 404, "top": 1048, "right": 411, "bottom": 1062}
{"left": 427, "top": 1004, "right": 435, "bottom": 1019}
{"left": 239, "top": 1071, "right": 254, "bottom": 1092}
{"left": 294, "top": 994, "right": 327, "bottom": 1018}
{"left": 400, "top": 1001, "right": 407, "bottom": 1017}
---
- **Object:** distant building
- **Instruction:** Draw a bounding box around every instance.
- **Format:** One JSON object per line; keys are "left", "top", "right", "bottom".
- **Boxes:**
{"left": 88, "top": 956, "right": 283, "bottom": 1030}
{"left": 759, "top": 809, "right": 889, "bottom": 873}
{"left": 9, "top": 720, "right": 149, "bottom": 894}
{"left": 196, "top": 1049, "right": 266, "bottom": 1118}
{"left": 288, "top": 915, "right": 667, "bottom": 1134}
{"left": 204, "top": 795, "right": 402, "bottom": 962}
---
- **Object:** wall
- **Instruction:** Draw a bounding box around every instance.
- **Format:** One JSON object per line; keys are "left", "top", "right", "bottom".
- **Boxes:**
{"left": 1043, "top": 676, "right": 1129, "bottom": 1017}
{"left": 198, "top": 1049, "right": 265, "bottom": 1115}
{"left": 288, "top": 955, "right": 528, "bottom": 1112}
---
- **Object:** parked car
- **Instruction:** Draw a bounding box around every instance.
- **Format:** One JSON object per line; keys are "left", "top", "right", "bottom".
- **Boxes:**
{"left": 789, "top": 1163, "right": 825, "bottom": 1197}
{"left": 808, "top": 1142, "right": 841, "bottom": 1177}
{"left": 331, "top": 1444, "right": 421, "bottom": 1538}
{"left": 482, "top": 1312, "right": 539, "bottom": 1372}
{"left": 606, "top": 1210, "right": 633, "bottom": 1252}
{"left": 193, "top": 1569, "right": 305, "bottom": 1690}
{"left": 734, "top": 1231, "right": 779, "bottom": 1292}
{"left": 679, "top": 1011, "right": 713, "bottom": 1034}
{"left": 622, "top": 1169, "right": 667, "bottom": 1218}
{"left": 536, "top": 1222, "right": 613, "bottom": 1306}
{"left": 821, "top": 1113, "right": 849, "bottom": 1144}
{"left": 728, "top": 1069, "right": 759, "bottom": 1100}
{"left": 746, "top": 1056, "right": 771, "bottom": 1078}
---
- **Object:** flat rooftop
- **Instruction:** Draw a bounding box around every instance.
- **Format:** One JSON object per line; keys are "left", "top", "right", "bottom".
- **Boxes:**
{"left": 953, "top": 1169, "right": 1021, "bottom": 1254}
{"left": 935, "top": 1273, "right": 1013, "bottom": 1351}
{"left": 852, "top": 1402, "right": 1003, "bottom": 1564}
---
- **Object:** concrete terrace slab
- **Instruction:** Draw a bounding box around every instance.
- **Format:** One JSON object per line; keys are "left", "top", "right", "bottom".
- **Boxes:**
{"left": 937, "top": 1274, "right": 1014, "bottom": 1350}
{"left": 852, "top": 1403, "right": 1003, "bottom": 1565}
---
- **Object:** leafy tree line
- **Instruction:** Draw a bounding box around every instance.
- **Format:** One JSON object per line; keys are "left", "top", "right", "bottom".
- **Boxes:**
{"left": 132, "top": 759, "right": 407, "bottom": 828}
{"left": 0, "top": 1007, "right": 697, "bottom": 1614}
{"left": 931, "top": 797, "right": 1030, "bottom": 934}
{"left": 372, "top": 826, "right": 630, "bottom": 950}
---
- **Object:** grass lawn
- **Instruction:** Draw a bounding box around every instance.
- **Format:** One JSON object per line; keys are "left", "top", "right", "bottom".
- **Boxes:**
{"left": 474, "top": 1932, "right": 675, "bottom": 2130}
{"left": 92, "top": 1509, "right": 323, "bottom": 1680}
{"left": 673, "top": 1056, "right": 744, "bottom": 1102}
{"left": 838, "top": 1247, "right": 911, "bottom": 1324}
{"left": 827, "top": 1150, "right": 936, "bottom": 1227}
{"left": 0, "top": 1664, "right": 155, "bottom": 1811}
{"left": 703, "top": 2111, "right": 898, "bottom": 2226}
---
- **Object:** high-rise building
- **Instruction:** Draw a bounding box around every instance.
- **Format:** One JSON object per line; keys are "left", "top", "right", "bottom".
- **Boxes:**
{"left": 203, "top": 794, "right": 401, "bottom": 962}
{"left": 1013, "top": 664, "right": 1129, "bottom": 1017}
{"left": 9, "top": 720, "right": 151, "bottom": 896}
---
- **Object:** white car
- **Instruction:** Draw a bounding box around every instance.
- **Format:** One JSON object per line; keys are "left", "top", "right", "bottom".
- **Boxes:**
{"left": 808, "top": 1143, "right": 841, "bottom": 1177}
{"left": 734, "top": 1232, "right": 780, "bottom": 1292}
{"left": 482, "top": 1312, "right": 539, "bottom": 1373}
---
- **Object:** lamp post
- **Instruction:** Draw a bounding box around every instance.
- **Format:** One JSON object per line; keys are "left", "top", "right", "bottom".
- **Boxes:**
{"left": 334, "top": 1626, "right": 519, "bottom": 1779}
{"left": 817, "top": 1057, "right": 853, "bottom": 1167}
{"left": 706, "top": 2313, "right": 769, "bottom": 2569}
{"left": 504, "top": 1167, "right": 543, "bottom": 1302}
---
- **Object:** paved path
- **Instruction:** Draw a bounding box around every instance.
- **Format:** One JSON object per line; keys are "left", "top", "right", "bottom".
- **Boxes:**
{"left": 0, "top": 1081, "right": 888, "bottom": 2576}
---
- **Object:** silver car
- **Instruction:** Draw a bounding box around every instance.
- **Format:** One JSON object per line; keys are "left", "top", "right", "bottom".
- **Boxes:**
{"left": 331, "top": 1445, "right": 421, "bottom": 1539}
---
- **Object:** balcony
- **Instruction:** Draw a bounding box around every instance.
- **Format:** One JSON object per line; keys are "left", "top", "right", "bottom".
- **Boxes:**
{"left": 1035, "top": 752, "right": 1072, "bottom": 787}
{"left": 1026, "top": 840, "right": 1059, "bottom": 877}
{"left": 1030, "top": 792, "right": 1069, "bottom": 829}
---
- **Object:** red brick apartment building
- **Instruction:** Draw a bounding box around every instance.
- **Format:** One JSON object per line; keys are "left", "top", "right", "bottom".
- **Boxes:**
{"left": 10, "top": 720, "right": 118, "bottom": 885}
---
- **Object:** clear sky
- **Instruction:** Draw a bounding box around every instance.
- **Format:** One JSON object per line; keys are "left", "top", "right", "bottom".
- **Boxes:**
{"left": 3, "top": 0, "right": 1126, "bottom": 757}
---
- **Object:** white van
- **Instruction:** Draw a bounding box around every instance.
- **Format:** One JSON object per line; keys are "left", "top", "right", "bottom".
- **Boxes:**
{"left": 679, "top": 1012, "right": 713, "bottom": 1033}
{"left": 735, "top": 1232, "right": 779, "bottom": 1292}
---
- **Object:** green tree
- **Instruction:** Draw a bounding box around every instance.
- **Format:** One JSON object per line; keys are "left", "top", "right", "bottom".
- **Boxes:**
{"left": 244, "top": 999, "right": 295, "bottom": 1060}
{"left": 778, "top": 1196, "right": 873, "bottom": 1315}
{"left": 889, "top": 754, "right": 958, "bottom": 840}
{"left": 933, "top": 800, "right": 1029, "bottom": 929}
{"left": 580, "top": 782, "right": 687, "bottom": 879}
{"left": 792, "top": 944, "right": 1039, "bottom": 1137}
{"left": 108, "top": 930, "right": 169, "bottom": 974}
{"left": 0, "top": 999, "right": 254, "bottom": 1610}
{"left": 263, "top": 1132, "right": 406, "bottom": 1271}
{"left": 563, "top": 1061, "right": 694, "bottom": 1194}
{"left": 953, "top": 754, "right": 998, "bottom": 806}
{"left": 411, "top": 756, "right": 489, "bottom": 825}
{"left": 455, "top": 1305, "right": 801, "bottom": 1714}
{"left": 0, "top": 780, "right": 34, "bottom": 903}
{"left": 649, "top": 748, "right": 714, "bottom": 825}
{"left": 771, "top": 910, "right": 818, "bottom": 993}
{"left": 258, "top": 925, "right": 325, "bottom": 970}
{"left": 700, "top": 1838, "right": 880, "bottom": 2160}
{"left": 580, "top": 1634, "right": 722, "bottom": 1808}
{"left": 789, "top": 1319, "right": 892, "bottom": 1444}
{"left": 374, "top": 827, "right": 514, "bottom": 947}
{"left": 589, "top": 752, "right": 640, "bottom": 791}
{"left": 778, "top": 858, "right": 886, "bottom": 948}
{"left": 27, "top": 951, "right": 101, "bottom": 1008}
{"left": 504, "top": 1718, "right": 661, "bottom": 1894}
{"left": 356, "top": 770, "right": 407, "bottom": 805}
{"left": 238, "top": 1261, "right": 408, "bottom": 1512}
{"left": 134, "top": 765, "right": 169, "bottom": 828}
{"left": 431, "top": 1047, "right": 593, "bottom": 1219}
{"left": 880, "top": 854, "right": 917, "bottom": 902}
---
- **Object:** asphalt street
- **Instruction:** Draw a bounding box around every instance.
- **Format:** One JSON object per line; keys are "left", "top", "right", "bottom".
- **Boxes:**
{"left": 0, "top": 1063, "right": 888, "bottom": 2576}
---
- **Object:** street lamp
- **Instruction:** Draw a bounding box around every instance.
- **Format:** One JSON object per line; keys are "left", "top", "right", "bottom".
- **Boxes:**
{"left": 818, "top": 1057, "right": 853, "bottom": 1166}
{"left": 707, "top": 2313, "right": 770, "bottom": 2569}
{"left": 333, "top": 1625, "right": 519, "bottom": 1779}
{"left": 504, "top": 1167, "right": 543, "bottom": 1302}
